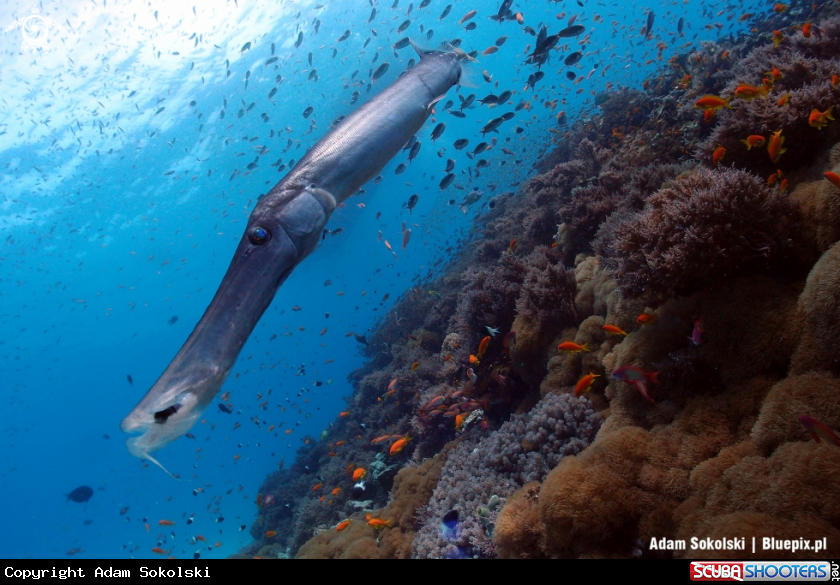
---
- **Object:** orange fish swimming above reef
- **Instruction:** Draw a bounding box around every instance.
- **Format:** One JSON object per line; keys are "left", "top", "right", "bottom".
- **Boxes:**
{"left": 809, "top": 106, "right": 835, "bottom": 131}
{"left": 558, "top": 341, "right": 589, "bottom": 353}
{"left": 734, "top": 83, "right": 769, "bottom": 101}
{"left": 366, "top": 514, "right": 392, "bottom": 529}
{"left": 389, "top": 434, "right": 412, "bottom": 456}
{"left": 602, "top": 325, "right": 628, "bottom": 336}
{"left": 767, "top": 130, "right": 787, "bottom": 163}
{"left": 694, "top": 95, "right": 731, "bottom": 111}
{"left": 740, "top": 135, "right": 766, "bottom": 149}
{"left": 352, "top": 467, "right": 366, "bottom": 481}
{"left": 575, "top": 373, "right": 600, "bottom": 396}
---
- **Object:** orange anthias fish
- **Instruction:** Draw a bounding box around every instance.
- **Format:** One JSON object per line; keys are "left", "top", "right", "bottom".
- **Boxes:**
{"left": 765, "top": 66, "right": 783, "bottom": 81}
{"left": 469, "top": 354, "right": 480, "bottom": 365}
{"left": 693, "top": 95, "right": 731, "bottom": 111}
{"left": 151, "top": 547, "right": 169, "bottom": 555}
{"left": 558, "top": 341, "right": 589, "bottom": 353}
{"left": 158, "top": 520, "right": 175, "bottom": 526}
{"left": 339, "top": 411, "right": 350, "bottom": 417}
{"left": 703, "top": 109, "right": 716, "bottom": 123}
{"left": 712, "top": 145, "right": 726, "bottom": 165}
{"left": 265, "top": 530, "right": 277, "bottom": 538}
{"left": 336, "top": 520, "right": 351, "bottom": 531}
{"left": 773, "top": 3, "right": 787, "bottom": 12}
{"left": 366, "top": 514, "right": 392, "bottom": 529}
{"left": 777, "top": 93, "right": 791, "bottom": 107}
{"left": 767, "top": 130, "right": 787, "bottom": 163}
{"left": 636, "top": 313, "right": 657, "bottom": 325}
{"left": 352, "top": 467, "right": 366, "bottom": 481}
{"left": 602, "top": 325, "right": 628, "bottom": 336}
{"left": 739, "top": 135, "right": 766, "bottom": 149}
{"left": 312, "top": 483, "right": 323, "bottom": 491}
{"left": 802, "top": 22, "right": 812, "bottom": 38}
{"left": 411, "top": 362, "right": 420, "bottom": 371}
{"left": 825, "top": 172, "right": 840, "bottom": 189}
{"left": 798, "top": 415, "right": 840, "bottom": 448}
{"left": 772, "top": 30, "right": 784, "bottom": 48}
{"left": 575, "top": 373, "right": 600, "bottom": 396}
{"left": 389, "top": 434, "right": 412, "bottom": 456}
{"left": 734, "top": 83, "right": 769, "bottom": 100}
{"left": 331, "top": 487, "right": 342, "bottom": 496}
{"left": 809, "top": 106, "right": 835, "bottom": 131}
{"left": 477, "top": 336, "right": 491, "bottom": 359}
{"left": 455, "top": 414, "right": 464, "bottom": 432}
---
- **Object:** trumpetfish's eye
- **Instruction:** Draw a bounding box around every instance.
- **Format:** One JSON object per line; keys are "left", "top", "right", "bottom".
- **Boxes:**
{"left": 248, "top": 226, "right": 271, "bottom": 245}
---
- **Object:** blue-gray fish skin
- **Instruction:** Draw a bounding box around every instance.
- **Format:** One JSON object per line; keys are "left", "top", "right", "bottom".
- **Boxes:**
{"left": 120, "top": 43, "right": 466, "bottom": 475}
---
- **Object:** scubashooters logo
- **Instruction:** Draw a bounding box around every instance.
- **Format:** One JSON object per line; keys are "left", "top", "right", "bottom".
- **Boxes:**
{"left": 690, "top": 561, "right": 832, "bottom": 581}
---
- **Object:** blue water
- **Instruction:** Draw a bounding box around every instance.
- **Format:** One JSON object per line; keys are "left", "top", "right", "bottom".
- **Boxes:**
{"left": 0, "top": 0, "right": 759, "bottom": 559}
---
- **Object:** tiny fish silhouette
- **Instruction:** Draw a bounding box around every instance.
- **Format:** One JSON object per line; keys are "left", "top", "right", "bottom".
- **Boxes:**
{"left": 168, "top": 316, "right": 179, "bottom": 325}
{"left": 127, "top": 374, "right": 133, "bottom": 386}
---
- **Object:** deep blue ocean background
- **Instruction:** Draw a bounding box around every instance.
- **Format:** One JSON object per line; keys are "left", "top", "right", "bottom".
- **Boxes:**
{"left": 0, "top": 0, "right": 761, "bottom": 559}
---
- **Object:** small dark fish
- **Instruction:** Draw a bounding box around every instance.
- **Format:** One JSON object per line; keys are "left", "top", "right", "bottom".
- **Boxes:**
{"left": 445, "top": 159, "right": 455, "bottom": 172}
{"left": 308, "top": 69, "right": 318, "bottom": 81}
{"left": 501, "top": 111, "right": 515, "bottom": 121}
{"left": 83, "top": 519, "right": 93, "bottom": 526}
{"left": 431, "top": 123, "right": 445, "bottom": 142}
{"left": 398, "top": 20, "right": 411, "bottom": 33}
{"left": 407, "top": 58, "right": 416, "bottom": 69}
{"left": 265, "top": 56, "right": 278, "bottom": 66}
{"left": 308, "top": 52, "right": 314, "bottom": 66}
{"left": 558, "top": 24, "right": 586, "bottom": 38}
{"left": 677, "top": 17, "right": 684, "bottom": 34}
{"left": 460, "top": 94, "right": 475, "bottom": 110}
{"left": 372, "top": 62, "right": 390, "bottom": 82}
{"left": 481, "top": 117, "right": 503, "bottom": 136}
{"left": 295, "top": 31, "right": 304, "bottom": 48}
{"left": 566, "top": 71, "right": 576, "bottom": 80}
{"left": 168, "top": 315, "right": 178, "bottom": 325}
{"left": 408, "top": 140, "right": 421, "bottom": 162}
{"left": 154, "top": 107, "right": 165, "bottom": 116}
{"left": 393, "top": 37, "right": 410, "bottom": 50}
{"left": 338, "top": 29, "right": 351, "bottom": 42}
{"left": 395, "top": 163, "right": 407, "bottom": 175}
{"left": 645, "top": 11, "right": 655, "bottom": 39}
{"left": 419, "top": 0, "right": 431, "bottom": 7}
{"left": 128, "top": 90, "right": 136, "bottom": 98}
{"left": 439, "top": 4, "right": 452, "bottom": 19}
{"left": 479, "top": 94, "right": 499, "bottom": 105}
{"left": 271, "top": 42, "right": 275, "bottom": 55}
{"left": 268, "top": 87, "right": 278, "bottom": 99}
{"left": 426, "top": 30, "right": 434, "bottom": 40}
{"left": 472, "top": 142, "right": 488, "bottom": 155}
{"left": 351, "top": 91, "right": 360, "bottom": 104}
{"left": 303, "top": 106, "right": 314, "bottom": 118}
{"left": 449, "top": 111, "right": 466, "bottom": 118}
{"left": 403, "top": 194, "right": 419, "bottom": 213}
{"left": 240, "top": 42, "right": 251, "bottom": 52}
{"left": 564, "top": 51, "right": 582, "bottom": 66}
{"left": 453, "top": 138, "right": 469, "bottom": 150}
{"left": 464, "top": 22, "right": 477, "bottom": 31}
{"left": 439, "top": 173, "right": 455, "bottom": 189}
{"left": 495, "top": 36, "right": 507, "bottom": 46}
{"left": 66, "top": 486, "right": 94, "bottom": 503}
{"left": 497, "top": 90, "right": 512, "bottom": 103}
{"left": 127, "top": 374, "right": 133, "bottom": 386}
{"left": 354, "top": 334, "right": 368, "bottom": 346}
{"left": 218, "top": 403, "right": 233, "bottom": 414}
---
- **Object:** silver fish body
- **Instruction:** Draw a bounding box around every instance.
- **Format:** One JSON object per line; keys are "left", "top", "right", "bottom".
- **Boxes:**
{"left": 120, "top": 44, "right": 466, "bottom": 475}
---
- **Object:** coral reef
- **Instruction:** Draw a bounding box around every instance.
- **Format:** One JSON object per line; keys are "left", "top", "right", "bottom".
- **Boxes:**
{"left": 596, "top": 167, "right": 802, "bottom": 304}
{"left": 412, "top": 393, "right": 601, "bottom": 559}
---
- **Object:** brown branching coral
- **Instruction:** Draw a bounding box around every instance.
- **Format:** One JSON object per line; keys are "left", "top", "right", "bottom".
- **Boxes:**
{"left": 597, "top": 167, "right": 801, "bottom": 304}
